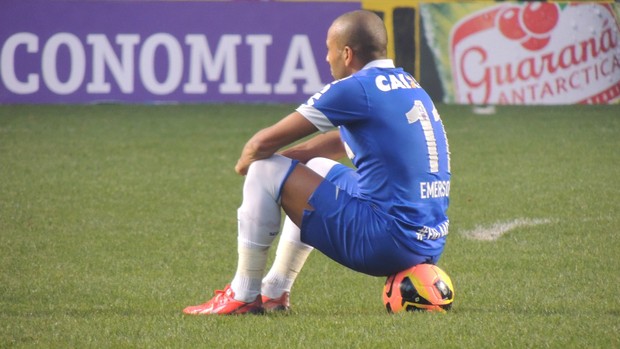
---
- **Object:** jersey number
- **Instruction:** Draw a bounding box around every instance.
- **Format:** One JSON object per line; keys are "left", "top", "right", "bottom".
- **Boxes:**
{"left": 405, "top": 100, "right": 447, "bottom": 173}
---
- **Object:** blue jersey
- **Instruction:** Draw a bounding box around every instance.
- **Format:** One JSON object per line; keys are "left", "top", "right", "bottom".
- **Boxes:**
{"left": 297, "top": 59, "right": 451, "bottom": 254}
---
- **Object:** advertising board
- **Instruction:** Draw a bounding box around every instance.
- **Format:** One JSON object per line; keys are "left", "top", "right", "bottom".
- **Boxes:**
{"left": 421, "top": 2, "right": 620, "bottom": 104}
{"left": 0, "top": 0, "right": 359, "bottom": 103}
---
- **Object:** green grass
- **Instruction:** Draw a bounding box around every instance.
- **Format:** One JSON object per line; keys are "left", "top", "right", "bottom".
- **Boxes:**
{"left": 1, "top": 104, "right": 619, "bottom": 348}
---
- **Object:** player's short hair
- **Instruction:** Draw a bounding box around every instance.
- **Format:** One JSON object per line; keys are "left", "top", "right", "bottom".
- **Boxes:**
{"left": 333, "top": 10, "right": 388, "bottom": 64}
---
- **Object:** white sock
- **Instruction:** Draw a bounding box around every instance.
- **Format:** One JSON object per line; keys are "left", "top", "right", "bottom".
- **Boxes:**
{"left": 230, "top": 155, "right": 296, "bottom": 303}
{"left": 231, "top": 238, "right": 269, "bottom": 302}
{"left": 261, "top": 217, "right": 313, "bottom": 299}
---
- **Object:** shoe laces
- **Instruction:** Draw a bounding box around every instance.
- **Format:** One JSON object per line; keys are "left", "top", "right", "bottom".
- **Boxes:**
{"left": 212, "top": 285, "right": 234, "bottom": 304}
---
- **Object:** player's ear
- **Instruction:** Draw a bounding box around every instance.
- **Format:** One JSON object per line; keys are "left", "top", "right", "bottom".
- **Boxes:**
{"left": 342, "top": 46, "right": 354, "bottom": 66}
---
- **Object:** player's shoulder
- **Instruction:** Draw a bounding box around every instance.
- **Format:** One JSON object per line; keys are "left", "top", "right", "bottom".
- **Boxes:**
{"left": 303, "top": 75, "right": 362, "bottom": 106}
{"left": 331, "top": 74, "right": 363, "bottom": 91}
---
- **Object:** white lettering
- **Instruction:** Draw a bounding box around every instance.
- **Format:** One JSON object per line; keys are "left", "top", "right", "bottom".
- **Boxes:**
{"left": 420, "top": 180, "right": 450, "bottom": 199}
{"left": 1, "top": 32, "right": 39, "bottom": 94}
{"left": 140, "top": 33, "right": 183, "bottom": 95}
{"left": 245, "top": 34, "right": 272, "bottom": 94}
{"left": 415, "top": 220, "right": 449, "bottom": 240}
{"left": 87, "top": 34, "right": 139, "bottom": 93}
{"left": 183, "top": 34, "right": 242, "bottom": 94}
{"left": 389, "top": 74, "right": 407, "bottom": 89}
{"left": 1, "top": 32, "right": 327, "bottom": 98}
{"left": 398, "top": 73, "right": 411, "bottom": 88}
{"left": 42, "top": 33, "right": 85, "bottom": 95}
{"left": 375, "top": 74, "right": 415, "bottom": 92}
{"left": 274, "top": 35, "right": 322, "bottom": 94}
{"left": 305, "top": 83, "right": 332, "bottom": 106}
{"left": 375, "top": 75, "right": 390, "bottom": 92}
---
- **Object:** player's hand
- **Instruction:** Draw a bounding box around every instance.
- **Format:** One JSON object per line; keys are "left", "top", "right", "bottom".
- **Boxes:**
{"left": 235, "top": 140, "right": 261, "bottom": 176}
{"left": 235, "top": 157, "right": 250, "bottom": 176}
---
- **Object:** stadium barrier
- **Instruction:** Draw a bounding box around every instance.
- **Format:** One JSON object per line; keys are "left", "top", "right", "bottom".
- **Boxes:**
{"left": 1, "top": 0, "right": 618, "bottom": 104}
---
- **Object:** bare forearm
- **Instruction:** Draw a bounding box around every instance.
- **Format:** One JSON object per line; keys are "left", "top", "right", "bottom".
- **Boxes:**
{"left": 235, "top": 112, "right": 319, "bottom": 175}
{"left": 236, "top": 128, "right": 281, "bottom": 171}
{"left": 279, "top": 130, "right": 346, "bottom": 163}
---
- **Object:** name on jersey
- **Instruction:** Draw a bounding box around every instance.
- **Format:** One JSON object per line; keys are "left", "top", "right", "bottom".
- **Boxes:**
{"left": 420, "top": 180, "right": 450, "bottom": 199}
{"left": 375, "top": 73, "right": 420, "bottom": 92}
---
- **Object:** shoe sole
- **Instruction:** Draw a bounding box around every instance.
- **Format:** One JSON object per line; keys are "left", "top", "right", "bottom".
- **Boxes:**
{"left": 262, "top": 305, "right": 290, "bottom": 313}
{"left": 228, "top": 303, "right": 265, "bottom": 315}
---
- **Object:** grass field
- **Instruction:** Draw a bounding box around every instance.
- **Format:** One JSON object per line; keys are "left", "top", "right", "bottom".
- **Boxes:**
{"left": 1, "top": 103, "right": 619, "bottom": 348}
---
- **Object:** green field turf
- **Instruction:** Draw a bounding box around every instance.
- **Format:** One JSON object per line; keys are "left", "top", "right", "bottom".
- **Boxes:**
{"left": 1, "top": 103, "right": 618, "bottom": 348}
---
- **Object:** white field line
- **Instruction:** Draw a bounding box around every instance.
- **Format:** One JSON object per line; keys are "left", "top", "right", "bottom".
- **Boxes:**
{"left": 460, "top": 218, "right": 554, "bottom": 241}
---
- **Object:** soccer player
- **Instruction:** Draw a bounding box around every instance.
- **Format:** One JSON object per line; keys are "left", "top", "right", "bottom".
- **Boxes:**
{"left": 183, "top": 9, "right": 451, "bottom": 315}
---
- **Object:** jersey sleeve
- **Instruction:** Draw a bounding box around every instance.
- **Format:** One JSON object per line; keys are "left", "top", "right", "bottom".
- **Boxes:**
{"left": 296, "top": 77, "right": 369, "bottom": 132}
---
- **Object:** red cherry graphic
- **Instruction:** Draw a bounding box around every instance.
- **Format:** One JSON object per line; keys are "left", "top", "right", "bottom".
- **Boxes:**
{"left": 521, "top": 3, "right": 560, "bottom": 35}
{"left": 498, "top": 7, "right": 527, "bottom": 40}
{"left": 521, "top": 35, "right": 550, "bottom": 51}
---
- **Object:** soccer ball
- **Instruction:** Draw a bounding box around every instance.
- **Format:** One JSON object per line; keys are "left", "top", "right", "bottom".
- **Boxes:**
{"left": 383, "top": 263, "right": 454, "bottom": 313}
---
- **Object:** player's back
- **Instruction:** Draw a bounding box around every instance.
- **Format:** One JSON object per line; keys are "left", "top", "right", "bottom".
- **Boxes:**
{"left": 342, "top": 66, "right": 451, "bottom": 245}
{"left": 297, "top": 60, "right": 451, "bottom": 250}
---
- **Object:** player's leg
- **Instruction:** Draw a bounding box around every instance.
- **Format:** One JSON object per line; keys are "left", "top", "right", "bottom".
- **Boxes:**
{"left": 184, "top": 154, "right": 307, "bottom": 315}
{"left": 260, "top": 217, "right": 311, "bottom": 310}
{"left": 229, "top": 155, "right": 301, "bottom": 304}
{"left": 261, "top": 158, "right": 340, "bottom": 310}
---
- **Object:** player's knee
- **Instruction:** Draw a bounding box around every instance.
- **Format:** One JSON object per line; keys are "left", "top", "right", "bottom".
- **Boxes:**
{"left": 246, "top": 155, "right": 296, "bottom": 200}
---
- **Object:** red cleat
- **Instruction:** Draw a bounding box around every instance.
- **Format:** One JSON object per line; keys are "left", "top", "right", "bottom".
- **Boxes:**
{"left": 261, "top": 291, "right": 290, "bottom": 312}
{"left": 183, "top": 284, "right": 263, "bottom": 315}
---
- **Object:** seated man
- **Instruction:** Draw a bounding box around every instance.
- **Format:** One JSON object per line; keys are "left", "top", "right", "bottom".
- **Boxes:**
{"left": 184, "top": 9, "right": 452, "bottom": 315}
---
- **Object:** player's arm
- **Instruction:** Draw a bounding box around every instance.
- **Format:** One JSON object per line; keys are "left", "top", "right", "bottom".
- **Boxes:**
{"left": 279, "top": 130, "right": 345, "bottom": 164}
{"left": 235, "top": 111, "right": 318, "bottom": 176}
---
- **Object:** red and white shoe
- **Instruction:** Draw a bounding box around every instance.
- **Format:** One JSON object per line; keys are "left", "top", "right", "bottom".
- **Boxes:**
{"left": 183, "top": 284, "right": 264, "bottom": 315}
{"left": 261, "top": 291, "right": 290, "bottom": 312}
